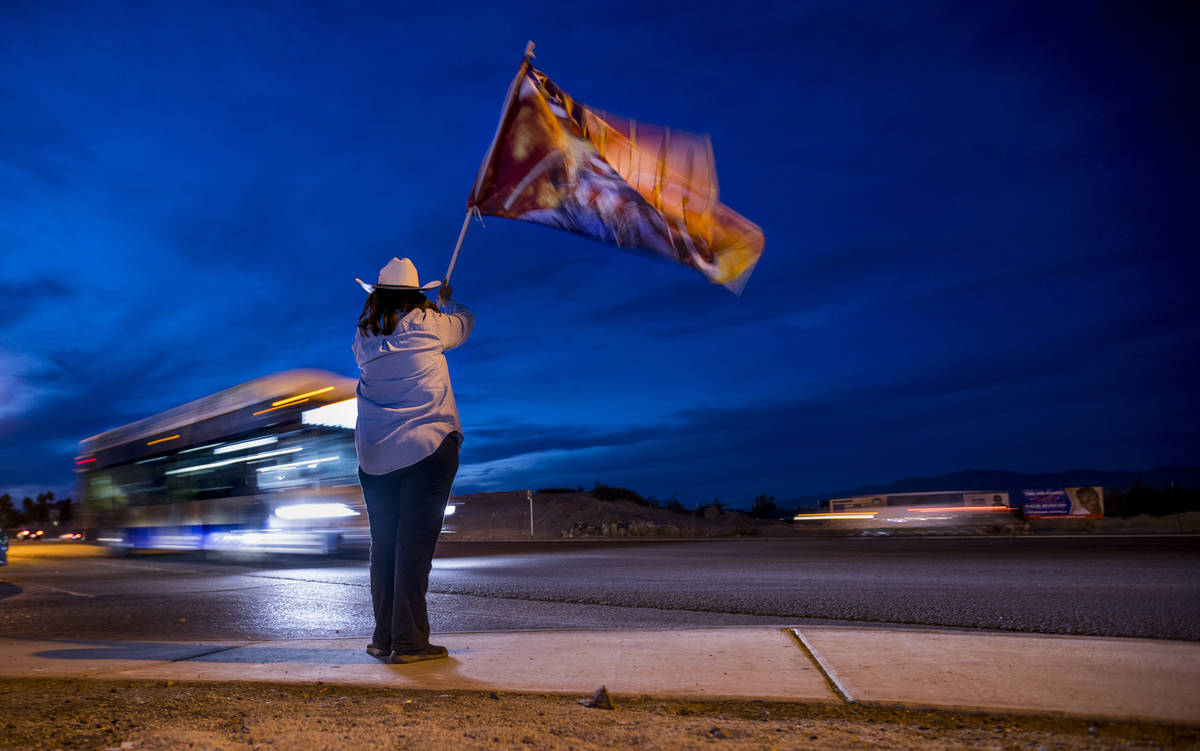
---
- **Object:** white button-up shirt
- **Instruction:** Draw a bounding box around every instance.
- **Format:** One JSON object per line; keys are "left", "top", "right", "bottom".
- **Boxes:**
{"left": 352, "top": 300, "right": 474, "bottom": 475}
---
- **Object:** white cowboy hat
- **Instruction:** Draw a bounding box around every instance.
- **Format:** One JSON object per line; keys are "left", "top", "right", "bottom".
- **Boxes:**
{"left": 356, "top": 257, "right": 441, "bottom": 292}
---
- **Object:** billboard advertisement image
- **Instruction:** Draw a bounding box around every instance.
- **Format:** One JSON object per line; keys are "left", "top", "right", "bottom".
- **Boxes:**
{"left": 1021, "top": 487, "right": 1104, "bottom": 519}
{"left": 830, "top": 496, "right": 887, "bottom": 512}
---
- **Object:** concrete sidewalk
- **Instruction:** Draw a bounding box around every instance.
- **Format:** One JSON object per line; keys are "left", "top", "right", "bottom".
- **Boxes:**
{"left": 1, "top": 626, "right": 1197, "bottom": 726}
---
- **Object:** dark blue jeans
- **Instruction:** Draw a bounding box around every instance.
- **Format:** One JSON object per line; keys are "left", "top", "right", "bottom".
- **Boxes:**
{"left": 358, "top": 434, "right": 459, "bottom": 653}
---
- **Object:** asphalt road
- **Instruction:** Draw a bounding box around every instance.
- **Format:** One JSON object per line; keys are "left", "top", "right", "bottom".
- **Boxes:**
{"left": 2, "top": 536, "right": 1198, "bottom": 642}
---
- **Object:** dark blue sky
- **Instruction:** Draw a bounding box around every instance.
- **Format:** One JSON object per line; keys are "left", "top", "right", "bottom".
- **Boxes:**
{"left": 2, "top": 1, "right": 1196, "bottom": 507}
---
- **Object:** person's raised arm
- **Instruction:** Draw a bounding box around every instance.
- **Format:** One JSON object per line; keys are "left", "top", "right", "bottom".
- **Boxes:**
{"left": 434, "top": 284, "right": 473, "bottom": 350}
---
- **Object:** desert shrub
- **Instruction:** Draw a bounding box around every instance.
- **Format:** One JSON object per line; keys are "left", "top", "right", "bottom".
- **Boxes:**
{"left": 750, "top": 493, "right": 778, "bottom": 519}
{"left": 731, "top": 526, "right": 760, "bottom": 537}
{"left": 590, "top": 483, "right": 648, "bottom": 506}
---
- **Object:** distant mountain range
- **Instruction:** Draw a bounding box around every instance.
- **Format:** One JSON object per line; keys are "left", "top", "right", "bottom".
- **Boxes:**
{"left": 788, "top": 465, "right": 1200, "bottom": 508}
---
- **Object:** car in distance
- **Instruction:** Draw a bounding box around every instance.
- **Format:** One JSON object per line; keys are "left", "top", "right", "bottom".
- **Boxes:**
{"left": 16, "top": 529, "right": 45, "bottom": 541}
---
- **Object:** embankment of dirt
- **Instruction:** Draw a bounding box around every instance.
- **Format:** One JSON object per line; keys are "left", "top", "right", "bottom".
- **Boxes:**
{"left": 447, "top": 491, "right": 1200, "bottom": 540}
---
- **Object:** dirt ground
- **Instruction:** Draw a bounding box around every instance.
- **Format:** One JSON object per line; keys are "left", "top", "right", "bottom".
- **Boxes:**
{"left": 1, "top": 679, "right": 1195, "bottom": 751}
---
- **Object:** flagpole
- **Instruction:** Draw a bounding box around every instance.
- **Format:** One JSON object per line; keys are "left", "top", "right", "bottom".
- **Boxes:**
{"left": 447, "top": 42, "right": 536, "bottom": 287}
{"left": 442, "top": 208, "right": 472, "bottom": 285}
{"left": 469, "top": 41, "right": 535, "bottom": 203}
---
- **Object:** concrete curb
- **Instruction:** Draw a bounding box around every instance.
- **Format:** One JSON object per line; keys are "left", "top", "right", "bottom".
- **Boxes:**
{"left": 792, "top": 627, "right": 1200, "bottom": 726}
{"left": 1, "top": 626, "right": 1197, "bottom": 726}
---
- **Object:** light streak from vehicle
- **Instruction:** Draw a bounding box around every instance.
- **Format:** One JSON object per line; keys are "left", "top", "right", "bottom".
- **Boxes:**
{"left": 74, "top": 457, "right": 96, "bottom": 465}
{"left": 146, "top": 434, "right": 181, "bottom": 446}
{"left": 906, "top": 506, "right": 1011, "bottom": 513}
{"left": 213, "top": 436, "right": 279, "bottom": 454}
{"left": 792, "top": 511, "right": 879, "bottom": 520}
{"left": 180, "top": 442, "right": 225, "bottom": 454}
{"left": 272, "top": 386, "right": 334, "bottom": 407}
{"left": 252, "top": 399, "right": 310, "bottom": 416}
{"left": 165, "top": 447, "right": 303, "bottom": 476}
{"left": 255, "top": 456, "right": 340, "bottom": 473}
{"left": 274, "top": 502, "right": 360, "bottom": 520}
{"left": 207, "top": 529, "right": 338, "bottom": 554}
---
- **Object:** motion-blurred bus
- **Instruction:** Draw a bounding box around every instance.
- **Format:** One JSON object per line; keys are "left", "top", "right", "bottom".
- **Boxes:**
{"left": 75, "top": 369, "right": 451, "bottom": 555}
{"left": 793, "top": 490, "right": 1015, "bottom": 530}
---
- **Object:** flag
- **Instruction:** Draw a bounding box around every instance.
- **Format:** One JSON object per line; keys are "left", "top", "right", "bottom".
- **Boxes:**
{"left": 468, "top": 60, "right": 764, "bottom": 294}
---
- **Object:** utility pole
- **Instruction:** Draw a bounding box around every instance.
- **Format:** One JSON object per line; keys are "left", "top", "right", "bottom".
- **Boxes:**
{"left": 527, "top": 489, "right": 534, "bottom": 539}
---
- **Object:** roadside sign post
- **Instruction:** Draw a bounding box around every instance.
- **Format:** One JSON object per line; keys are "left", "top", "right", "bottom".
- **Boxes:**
{"left": 528, "top": 489, "right": 534, "bottom": 539}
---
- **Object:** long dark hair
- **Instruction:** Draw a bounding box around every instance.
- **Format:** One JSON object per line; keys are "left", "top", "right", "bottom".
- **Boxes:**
{"left": 357, "top": 288, "right": 438, "bottom": 336}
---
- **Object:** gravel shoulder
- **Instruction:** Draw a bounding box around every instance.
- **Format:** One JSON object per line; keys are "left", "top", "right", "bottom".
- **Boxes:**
{"left": 2, "top": 678, "right": 1196, "bottom": 750}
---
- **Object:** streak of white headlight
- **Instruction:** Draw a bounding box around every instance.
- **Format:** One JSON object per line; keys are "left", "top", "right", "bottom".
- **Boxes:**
{"left": 166, "top": 447, "right": 302, "bottom": 476}
{"left": 255, "top": 456, "right": 340, "bottom": 473}
{"left": 214, "top": 436, "right": 279, "bottom": 454}
{"left": 274, "top": 502, "right": 360, "bottom": 520}
{"left": 792, "top": 512, "right": 878, "bottom": 520}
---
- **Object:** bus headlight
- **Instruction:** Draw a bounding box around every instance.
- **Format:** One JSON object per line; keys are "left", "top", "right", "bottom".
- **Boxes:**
{"left": 274, "top": 502, "right": 360, "bottom": 520}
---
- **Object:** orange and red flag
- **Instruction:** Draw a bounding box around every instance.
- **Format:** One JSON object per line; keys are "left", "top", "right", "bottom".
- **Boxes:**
{"left": 468, "top": 59, "right": 764, "bottom": 294}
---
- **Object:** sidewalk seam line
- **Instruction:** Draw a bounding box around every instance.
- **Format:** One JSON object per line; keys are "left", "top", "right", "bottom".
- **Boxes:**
{"left": 788, "top": 628, "right": 853, "bottom": 704}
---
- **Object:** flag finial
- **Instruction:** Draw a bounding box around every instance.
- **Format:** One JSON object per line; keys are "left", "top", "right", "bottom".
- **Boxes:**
{"left": 524, "top": 41, "right": 535, "bottom": 61}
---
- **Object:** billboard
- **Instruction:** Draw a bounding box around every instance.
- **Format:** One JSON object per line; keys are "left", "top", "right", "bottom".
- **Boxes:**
{"left": 1021, "top": 487, "right": 1104, "bottom": 519}
{"left": 828, "top": 491, "right": 1011, "bottom": 511}
{"left": 830, "top": 496, "right": 886, "bottom": 512}
{"left": 964, "top": 492, "right": 1010, "bottom": 507}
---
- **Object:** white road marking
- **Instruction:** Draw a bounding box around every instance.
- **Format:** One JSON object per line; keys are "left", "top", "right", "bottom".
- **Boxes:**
{"left": 22, "top": 581, "right": 96, "bottom": 598}
{"left": 90, "top": 560, "right": 173, "bottom": 571}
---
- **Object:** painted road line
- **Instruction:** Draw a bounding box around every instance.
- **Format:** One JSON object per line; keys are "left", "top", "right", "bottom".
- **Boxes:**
{"left": 20, "top": 581, "right": 96, "bottom": 598}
